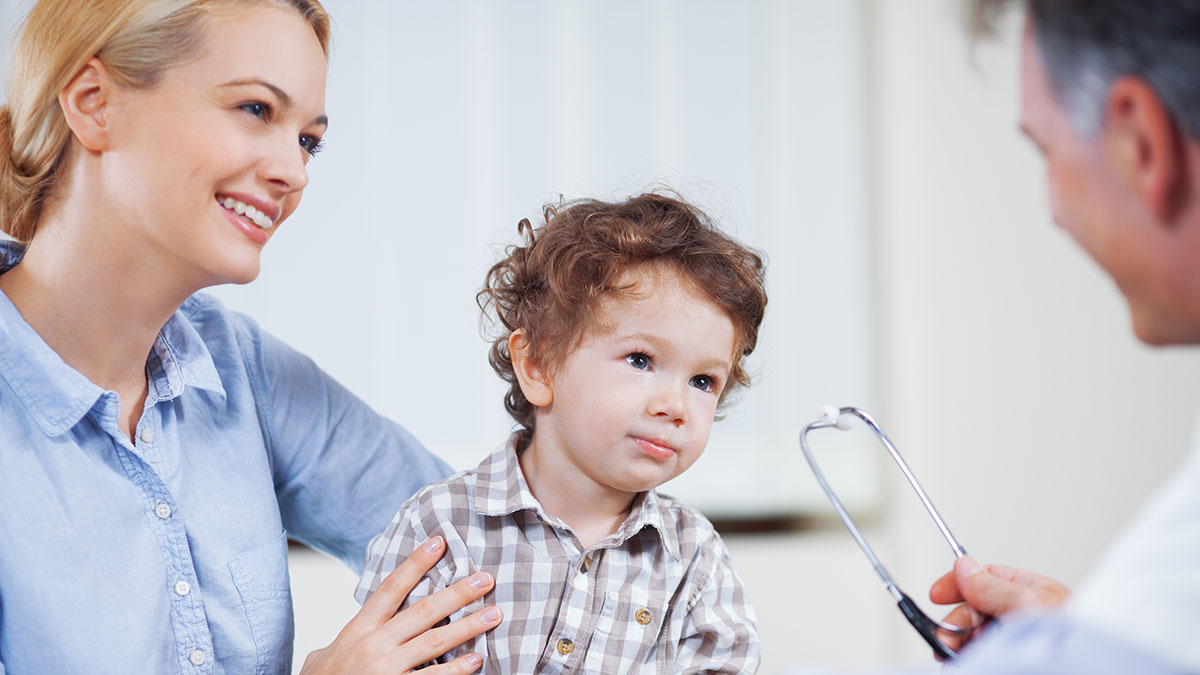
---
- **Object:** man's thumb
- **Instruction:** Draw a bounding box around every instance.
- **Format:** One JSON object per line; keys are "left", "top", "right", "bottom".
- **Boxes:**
{"left": 954, "top": 555, "right": 1019, "bottom": 616}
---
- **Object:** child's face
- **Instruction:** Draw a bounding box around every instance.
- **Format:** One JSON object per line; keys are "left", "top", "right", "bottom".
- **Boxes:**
{"left": 531, "top": 269, "right": 736, "bottom": 498}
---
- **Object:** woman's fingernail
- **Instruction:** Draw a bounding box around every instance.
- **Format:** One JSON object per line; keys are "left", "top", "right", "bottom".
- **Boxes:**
{"left": 422, "top": 536, "right": 444, "bottom": 554}
{"left": 468, "top": 572, "right": 493, "bottom": 590}
{"left": 466, "top": 652, "right": 483, "bottom": 666}
{"left": 959, "top": 555, "right": 983, "bottom": 576}
{"left": 479, "top": 606, "right": 502, "bottom": 624}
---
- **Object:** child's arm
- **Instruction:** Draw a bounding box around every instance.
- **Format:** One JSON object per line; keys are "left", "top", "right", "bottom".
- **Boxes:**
{"left": 675, "top": 537, "right": 761, "bottom": 674}
{"left": 354, "top": 492, "right": 462, "bottom": 664}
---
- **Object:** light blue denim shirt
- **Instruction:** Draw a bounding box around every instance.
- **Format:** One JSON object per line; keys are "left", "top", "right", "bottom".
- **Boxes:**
{"left": 0, "top": 241, "right": 452, "bottom": 674}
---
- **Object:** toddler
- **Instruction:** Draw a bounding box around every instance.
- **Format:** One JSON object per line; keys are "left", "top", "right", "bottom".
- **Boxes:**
{"left": 357, "top": 193, "right": 767, "bottom": 673}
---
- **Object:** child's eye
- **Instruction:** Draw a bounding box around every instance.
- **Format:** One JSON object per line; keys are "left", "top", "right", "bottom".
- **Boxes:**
{"left": 689, "top": 374, "right": 713, "bottom": 392}
{"left": 299, "top": 135, "right": 324, "bottom": 157}
{"left": 239, "top": 101, "right": 271, "bottom": 120}
{"left": 626, "top": 353, "right": 650, "bottom": 370}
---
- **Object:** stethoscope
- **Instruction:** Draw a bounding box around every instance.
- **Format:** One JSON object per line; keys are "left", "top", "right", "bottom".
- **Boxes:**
{"left": 799, "top": 405, "right": 974, "bottom": 660}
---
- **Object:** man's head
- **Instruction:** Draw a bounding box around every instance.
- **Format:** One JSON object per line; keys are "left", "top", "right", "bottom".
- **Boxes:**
{"left": 974, "top": 1, "right": 1200, "bottom": 344}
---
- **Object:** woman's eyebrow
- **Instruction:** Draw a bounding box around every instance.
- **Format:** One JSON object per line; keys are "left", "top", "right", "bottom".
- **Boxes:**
{"left": 219, "top": 77, "right": 328, "bottom": 127}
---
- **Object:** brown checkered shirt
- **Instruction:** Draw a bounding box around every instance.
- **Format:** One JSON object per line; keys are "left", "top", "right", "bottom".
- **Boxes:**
{"left": 356, "top": 436, "right": 760, "bottom": 673}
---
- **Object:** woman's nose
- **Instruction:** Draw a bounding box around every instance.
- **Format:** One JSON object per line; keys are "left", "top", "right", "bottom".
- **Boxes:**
{"left": 259, "top": 133, "right": 309, "bottom": 194}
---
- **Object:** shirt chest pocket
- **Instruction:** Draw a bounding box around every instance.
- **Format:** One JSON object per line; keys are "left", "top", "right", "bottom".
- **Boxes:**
{"left": 583, "top": 584, "right": 669, "bottom": 674}
{"left": 229, "top": 530, "right": 295, "bottom": 675}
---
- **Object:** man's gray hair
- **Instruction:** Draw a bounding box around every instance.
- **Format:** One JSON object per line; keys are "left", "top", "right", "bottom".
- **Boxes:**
{"left": 971, "top": 0, "right": 1200, "bottom": 139}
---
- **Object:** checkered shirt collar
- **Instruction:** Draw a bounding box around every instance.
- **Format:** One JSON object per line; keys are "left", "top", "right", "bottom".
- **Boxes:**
{"left": 472, "top": 434, "right": 682, "bottom": 561}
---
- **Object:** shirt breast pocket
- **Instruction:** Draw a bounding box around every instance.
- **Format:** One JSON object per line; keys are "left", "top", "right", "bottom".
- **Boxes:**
{"left": 584, "top": 584, "right": 669, "bottom": 674}
{"left": 229, "top": 530, "right": 295, "bottom": 675}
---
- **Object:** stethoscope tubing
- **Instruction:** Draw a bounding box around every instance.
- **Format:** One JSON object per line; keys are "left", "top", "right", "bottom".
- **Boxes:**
{"left": 799, "top": 406, "right": 973, "bottom": 659}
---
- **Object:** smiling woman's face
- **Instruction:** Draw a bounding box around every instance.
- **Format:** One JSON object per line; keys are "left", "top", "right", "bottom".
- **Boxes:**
{"left": 100, "top": 2, "right": 328, "bottom": 288}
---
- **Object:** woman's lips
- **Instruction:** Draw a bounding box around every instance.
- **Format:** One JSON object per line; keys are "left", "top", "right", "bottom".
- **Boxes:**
{"left": 633, "top": 437, "right": 675, "bottom": 460}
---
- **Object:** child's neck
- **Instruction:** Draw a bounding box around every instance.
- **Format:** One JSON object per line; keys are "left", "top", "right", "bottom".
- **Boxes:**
{"left": 518, "top": 438, "right": 637, "bottom": 550}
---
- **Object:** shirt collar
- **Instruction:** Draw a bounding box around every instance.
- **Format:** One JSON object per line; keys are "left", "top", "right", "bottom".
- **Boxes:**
{"left": 0, "top": 241, "right": 225, "bottom": 437}
{"left": 472, "top": 433, "right": 681, "bottom": 560}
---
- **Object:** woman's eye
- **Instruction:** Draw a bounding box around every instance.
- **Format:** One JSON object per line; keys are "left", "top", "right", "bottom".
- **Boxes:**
{"left": 689, "top": 374, "right": 713, "bottom": 392}
{"left": 626, "top": 353, "right": 650, "bottom": 370}
{"left": 239, "top": 101, "right": 270, "bottom": 120}
{"left": 299, "top": 135, "right": 325, "bottom": 157}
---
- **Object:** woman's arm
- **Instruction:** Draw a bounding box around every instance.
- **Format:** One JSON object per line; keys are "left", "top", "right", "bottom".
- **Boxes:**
{"left": 226, "top": 306, "right": 452, "bottom": 569}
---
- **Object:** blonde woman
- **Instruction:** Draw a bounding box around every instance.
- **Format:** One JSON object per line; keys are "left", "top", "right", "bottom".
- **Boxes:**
{"left": 0, "top": 1, "right": 499, "bottom": 672}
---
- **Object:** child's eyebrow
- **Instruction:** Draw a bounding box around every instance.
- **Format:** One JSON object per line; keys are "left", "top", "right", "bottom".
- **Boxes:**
{"left": 619, "top": 332, "right": 731, "bottom": 373}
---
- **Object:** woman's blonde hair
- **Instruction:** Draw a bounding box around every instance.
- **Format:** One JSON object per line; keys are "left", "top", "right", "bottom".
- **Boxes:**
{"left": 0, "top": 0, "right": 330, "bottom": 242}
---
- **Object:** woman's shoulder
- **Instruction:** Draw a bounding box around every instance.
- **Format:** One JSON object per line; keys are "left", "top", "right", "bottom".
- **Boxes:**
{"left": 178, "top": 292, "right": 259, "bottom": 340}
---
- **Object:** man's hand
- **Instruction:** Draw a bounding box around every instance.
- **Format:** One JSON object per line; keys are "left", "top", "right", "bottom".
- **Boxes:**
{"left": 300, "top": 536, "right": 503, "bottom": 674}
{"left": 929, "top": 555, "right": 1070, "bottom": 651}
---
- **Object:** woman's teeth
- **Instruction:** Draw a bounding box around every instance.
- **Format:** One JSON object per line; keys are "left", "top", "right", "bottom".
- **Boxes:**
{"left": 219, "top": 197, "right": 274, "bottom": 230}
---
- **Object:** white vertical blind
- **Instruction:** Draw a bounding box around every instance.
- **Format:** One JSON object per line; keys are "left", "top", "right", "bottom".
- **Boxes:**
{"left": 1, "top": 0, "right": 879, "bottom": 518}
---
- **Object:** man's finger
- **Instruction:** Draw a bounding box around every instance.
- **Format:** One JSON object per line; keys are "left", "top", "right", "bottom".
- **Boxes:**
{"left": 929, "top": 567, "right": 965, "bottom": 605}
{"left": 935, "top": 603, "right": 985, "bottom": 652}
{"left": 954, "top": 556, "right": 1070, "bottom": 616}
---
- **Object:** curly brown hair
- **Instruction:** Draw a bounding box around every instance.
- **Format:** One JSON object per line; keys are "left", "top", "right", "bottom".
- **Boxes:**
{"left": 478, "top": 192, "right": 768, "bottom": 439}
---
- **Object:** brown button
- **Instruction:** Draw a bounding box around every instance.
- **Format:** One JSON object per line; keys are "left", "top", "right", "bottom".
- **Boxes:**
{"left": 556, "top": 638, "right": 574, "bottom": 655}
{"left": 580, "top": 555, "right": 591, "bottom": 573}
{"left": 635, "top": 608, "right": 652, "bottom": 625}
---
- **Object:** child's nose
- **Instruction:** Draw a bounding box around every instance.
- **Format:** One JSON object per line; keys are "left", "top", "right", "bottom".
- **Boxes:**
{"left": 649, "top": 382, "right": 687, "bottom": 426}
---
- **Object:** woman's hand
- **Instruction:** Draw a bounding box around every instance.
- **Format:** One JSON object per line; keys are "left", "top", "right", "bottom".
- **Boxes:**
{"left": 929, "top": 555, "right": 1070, "bottom": 652}
{"left": 299, "top": 536, "right": 502, "bottom": 674}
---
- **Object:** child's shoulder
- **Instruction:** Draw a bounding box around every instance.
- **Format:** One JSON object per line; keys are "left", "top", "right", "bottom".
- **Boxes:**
{"left": 644, "top": 489, "right": 729, "bottom": 559}
{"left": 397, "top": 463, "right": 484, "bottom": 519}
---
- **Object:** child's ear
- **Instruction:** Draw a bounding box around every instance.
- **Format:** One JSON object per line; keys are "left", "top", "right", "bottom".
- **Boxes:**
{"left": 509, "top": 330, "right": 553, "bottom": 407}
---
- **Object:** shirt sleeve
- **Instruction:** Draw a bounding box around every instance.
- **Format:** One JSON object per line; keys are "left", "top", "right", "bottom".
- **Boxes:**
{"left": 940, "top": 612, "right": 1190, "bottom": 675}
{"left": 675, "top": 537, "right": 760, "bottom": 674}
{"left": 771, "top": 613, "right": 1185, "bottom": 675}
{"left": 1067, "top": 425, "right": 1200, "bottom": 670}
{"left": 355, "top": 496, "right": 448, "bottom": 599}
{"left": 235, "top": 313, "right": 453, "bottom": 571}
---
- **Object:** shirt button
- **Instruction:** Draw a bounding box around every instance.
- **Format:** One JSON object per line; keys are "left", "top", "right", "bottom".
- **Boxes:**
{"left": 155, "top": 503, "right": 172, "bottom": 519}
{"left": 580, "top": 555, "right": 591, "bottom": 573}
{"left": 174, "top": 580, "right": 191, "bottom": 596}
{"left": 188, "top": 649, "right": 206, "bottom": 666}
{"left": 556, "top": 638, "right": 574, "bottom": 655}
{"left": 140, "top": 428, "right": 154, "bottom": 443}
{"left": 636, "top": 607, "right": 653, "bottom": 625}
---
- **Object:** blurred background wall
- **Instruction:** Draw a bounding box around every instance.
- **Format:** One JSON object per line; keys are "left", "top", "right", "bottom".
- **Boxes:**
{"left": 3, "top": 0, "right": 1200, "bottom": 672}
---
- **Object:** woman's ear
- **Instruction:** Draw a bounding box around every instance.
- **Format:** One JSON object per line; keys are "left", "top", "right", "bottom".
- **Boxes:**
{"left": 58, "top": 57, "right": 113, "bottom": 152}
{"left": 509, "top": 330, "right": 553, "bottom": 407}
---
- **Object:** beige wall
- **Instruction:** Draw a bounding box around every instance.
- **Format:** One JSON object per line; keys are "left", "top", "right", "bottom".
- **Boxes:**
{"left": 291, "top": 1, "right": 1200, "bottom": 673}
{"left": 732, "top": 0, "right": 1200, "bottom": 670}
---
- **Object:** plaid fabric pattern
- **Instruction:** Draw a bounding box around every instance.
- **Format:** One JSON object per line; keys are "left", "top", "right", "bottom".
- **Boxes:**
{"left": 357, "top": 436, "right": 760, "bottom": 674}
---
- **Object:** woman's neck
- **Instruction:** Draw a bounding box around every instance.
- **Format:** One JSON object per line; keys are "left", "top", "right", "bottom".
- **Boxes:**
{"left": 0, "top": 205, "right": 195, "bottom": 407}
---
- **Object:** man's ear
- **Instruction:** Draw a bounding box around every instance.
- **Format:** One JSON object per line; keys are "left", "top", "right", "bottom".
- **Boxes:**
{"left": 509, "top": 330, "right": 553, "bottom": 407}
{"left": 1103, "top": 76, "right": 1184, "bottom": 222}
{"left": 58, "top": 57, "right": 114, "bottom": 152}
